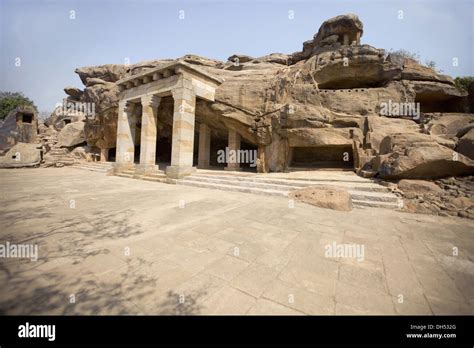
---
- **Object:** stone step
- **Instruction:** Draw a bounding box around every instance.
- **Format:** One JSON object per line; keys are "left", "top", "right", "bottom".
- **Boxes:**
{"left": 182, "top": 175, "right": 302, "bottom": 192}
{"left": 352, "top": 199, "right": 402, "bottom": 209}
{"left": 177, "top": 179, "right": 289, "bottom": 197}
{"left": 191, "top": 174, "right": 387, "bottom": 192}
{"left": 194, "top": 172, "right": 372, "bottom": 183}
{"left": 72, "top": 166, "right": 110, "bottom": 173}
{"left": 116, "top": 173, "right": 134, "bottom": 179}
{"left": 141, "top": 176, "right": 169, "bottom": 183}
{"left": 180, "top": 174, "right": 401, "bottom": 209}
{"left": 348, "top": 190, "right": 400, "bottom": 203}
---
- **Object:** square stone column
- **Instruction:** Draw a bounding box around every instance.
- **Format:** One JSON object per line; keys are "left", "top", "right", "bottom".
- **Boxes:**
{"left": 136, "top": 95, "right": 161, "bottom": 174}
{"left": 198, "top": 123, "right": 211, "bottom": 168}
{"left": 114, "top": 100, "right": 135, "bottom": 171}
{"left": 100, "top": 148, "right": 109, "bottom": 162}
{"left": 225, "top": 129, "right": 241, "bottom": 171}
{"left": 166, "top": 85, "right": 197, "bottom": 179}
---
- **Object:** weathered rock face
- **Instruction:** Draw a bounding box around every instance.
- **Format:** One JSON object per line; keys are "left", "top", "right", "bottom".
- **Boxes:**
{"left": 55, "top": 13, "right": 472, "bottom": 180}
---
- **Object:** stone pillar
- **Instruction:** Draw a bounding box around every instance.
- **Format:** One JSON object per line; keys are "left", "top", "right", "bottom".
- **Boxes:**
{"left": 356, "top": 32, "right": 361, "bottom": 45}
{"left": 114, "top": 100, "right": 135, "bottom": 171}
{"left": 136, "top": 94, "right": 161, "bottom": 174}
{"left": 198, "top": 123, "right": 211, "bottom": 168}
{"left": 166, "top": 84, "right": 197, "bottom": 178}
{"left": 100, "top": 148, "right": 109, "bottom": 162}
{"left": 343, "top": 33, "right": 349, "bottom": 46}
{"left": 257, "top": 145, "right": 267, "bottom": 173}
{"left": 225, "top": 129, "right": 241, "bottom": 171}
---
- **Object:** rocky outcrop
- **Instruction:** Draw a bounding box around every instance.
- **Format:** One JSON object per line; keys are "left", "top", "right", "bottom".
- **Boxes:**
{"left": 51, "top": 13, "right": 472, "bottom": 181}
{"left": 64, "top": 86, "right": 83, "bottom": 101}
{"left": 375, "top": 133, "right": 474, "bottom": 179}
{"left": 75, "top": 64, "right": 128, "bottom": 85}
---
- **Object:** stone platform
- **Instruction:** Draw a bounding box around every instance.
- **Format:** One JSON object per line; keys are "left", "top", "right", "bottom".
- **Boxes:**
{"left": 1, "top": 167, "right": 473, "bottom": 315}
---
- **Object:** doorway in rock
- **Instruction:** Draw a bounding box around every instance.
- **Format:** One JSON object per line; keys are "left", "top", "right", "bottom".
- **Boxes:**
{"left": 155, "top": 97, "right": 174, "bottom": 171}
{"left": 240, "top": 140, "right": 258, "bottom": 172}
{"left": 209, "top": 131, "right": 228, "bottom": 169}
{"left": 290, "top": 145, "right": 354, "bottom": 169}
{"left": 108, "top": 147, "right": 116, "bottom": 162}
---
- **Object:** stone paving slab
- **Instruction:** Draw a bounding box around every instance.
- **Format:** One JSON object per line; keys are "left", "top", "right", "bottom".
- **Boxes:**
{"left": 0, "top": 167, "right": 473, "bottom": 315}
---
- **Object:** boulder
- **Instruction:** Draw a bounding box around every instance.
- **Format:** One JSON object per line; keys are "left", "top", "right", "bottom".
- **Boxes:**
{"left": 58, "top": 121, "right": 85, "bottom": 147}
{"left": 82, "top": 81, "right": 120, "bottom": 114}
{"left": 313, "top": 14, "right": 363, "bottom": 48}
{"left": 0, "top": 142, "right": 41, "bottom": 168}
{"left": 376, "top": 135, "right": 474, "bottom": 179}
{"left": 290, "top": 186, "right": 353, "bottom": 211}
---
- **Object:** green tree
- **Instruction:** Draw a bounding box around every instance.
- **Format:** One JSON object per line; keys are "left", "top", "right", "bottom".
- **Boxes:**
{"left": 0, "top": 91, "right": 37, "bottom": 120}
{"left": 454, "top": 76, "right": 474, "bottom": 91}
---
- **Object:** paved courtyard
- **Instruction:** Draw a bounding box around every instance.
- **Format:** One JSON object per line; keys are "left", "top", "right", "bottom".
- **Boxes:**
{"left": 0, "top": 167, "right": 473, "bottom": 315}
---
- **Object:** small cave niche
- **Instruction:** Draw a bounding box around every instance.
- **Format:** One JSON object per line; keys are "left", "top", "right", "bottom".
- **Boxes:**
{"left": 415, "top": 93, "right": 466, "bottom": 113}
{"left": 18, "top": 113, "right": 33, "bottom": 123}
{"left": 291, "top": 145, "right": 354, "bottom": 169}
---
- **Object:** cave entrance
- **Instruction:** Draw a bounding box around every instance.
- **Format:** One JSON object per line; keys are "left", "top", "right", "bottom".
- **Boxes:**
{"left": 415, "top": 93, "right": 465, "bottom": 113}
{"left": 290, "top": 145, "right": 354, "bottom": 169}
{"left": 108, "top": 147, "right": 116, "bottom": 162}
{"left": 239, "top": 140, "right": 258, "bottom": 172}
{"left": 155, "top": 97, "right": 174, "bottom": 171}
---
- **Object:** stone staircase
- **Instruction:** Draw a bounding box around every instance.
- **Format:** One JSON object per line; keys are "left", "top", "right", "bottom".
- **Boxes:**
{"left": 43, "top": 147, "right": 77, "bottom": 167}
{"left": 72, "top": 161, "right": 114, "bottom": 174}
{"left": 38, "top": 126, "right": 77, "bottom": 167}
{"left": 115, "top": 168, "right": 171, "bottom": 183}
{"left": 176, "top": 172, "right": 402, "bottom": 209}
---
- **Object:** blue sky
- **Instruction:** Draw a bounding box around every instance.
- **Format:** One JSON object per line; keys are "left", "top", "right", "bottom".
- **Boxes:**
{"left": 1, "top": 0, "right": 473, "bottom": 112}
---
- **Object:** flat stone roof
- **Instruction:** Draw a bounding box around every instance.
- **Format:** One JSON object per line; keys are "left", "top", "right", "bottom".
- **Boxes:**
{"left": 117, "top": 61, "right": 223, "bottom": 87}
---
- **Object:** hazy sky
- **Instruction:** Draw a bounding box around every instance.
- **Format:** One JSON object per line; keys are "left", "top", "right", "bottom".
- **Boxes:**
{"left": 1, "top": 0, "right": 473, "bottom": 112}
